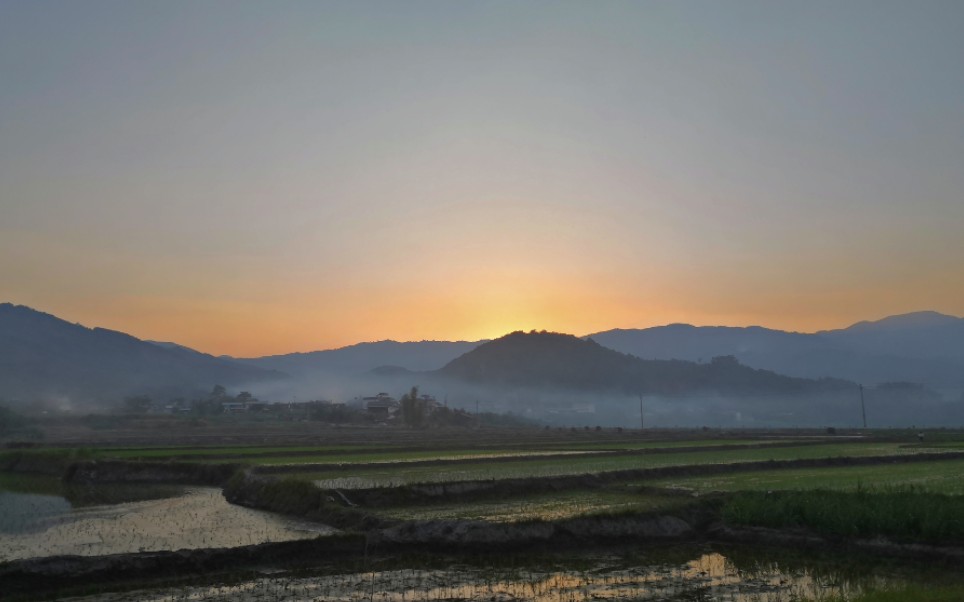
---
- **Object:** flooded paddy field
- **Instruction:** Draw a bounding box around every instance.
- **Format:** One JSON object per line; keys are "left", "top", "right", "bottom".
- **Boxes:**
{"left": 0, "top": 475, "right": 333, "bottom": 562}
{"left": 54, "top": 544, "right": 963, "bottom": 602}
{"left": 5, "top": 427, "right": 964, "bottom": 601}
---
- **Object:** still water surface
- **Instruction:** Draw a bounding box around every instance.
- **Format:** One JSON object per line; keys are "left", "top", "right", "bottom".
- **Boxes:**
{"left": 58, "top": 548, "right": 902, "bottom": 601}
{"left": 0, "top": 477, "right": 333, "bottom": 561}
{"left": 3, "top": 477, "right": 959, "bottom": 601}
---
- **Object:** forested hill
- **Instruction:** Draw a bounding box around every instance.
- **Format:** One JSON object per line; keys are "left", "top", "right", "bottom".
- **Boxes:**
{"left": 0, "top": 303, "right": 283, "bottom": 409}
{"left": 436, "top": 330, "right": 851, "bottom": 396}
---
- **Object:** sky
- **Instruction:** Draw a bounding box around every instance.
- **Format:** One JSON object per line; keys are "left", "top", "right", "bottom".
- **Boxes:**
{"left": 2, "top": 1, "right": 963, "bottom": 357}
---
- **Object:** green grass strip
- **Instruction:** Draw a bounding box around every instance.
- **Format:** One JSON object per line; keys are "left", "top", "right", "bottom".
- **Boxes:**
{"left": 293, "top": 443, "right": 922, "bottom": 486}
{"left": 723, "top": 488, "right": 964, "bottom": 543}
{"left": 814, "top": 584, "right": 964, "bottom": 601}
{"left": 649, "top": 458, "right": 964, "bottom": 495}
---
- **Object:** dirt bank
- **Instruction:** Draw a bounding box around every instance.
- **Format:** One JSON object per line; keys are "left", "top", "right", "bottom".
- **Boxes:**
{"left": 711, "top": 523, "right": 964, "bottom": 562}
{"left": 0, "top": 450, "right": 86, "bottom": 475}
{"left": 64, "top": 460, "right": 243, "bottom": 485}
{"left": 222, "top": 470, "right": 389, "bottom": 531}
{"left": 0, "top": 534, "right": 367, "bottom": 600}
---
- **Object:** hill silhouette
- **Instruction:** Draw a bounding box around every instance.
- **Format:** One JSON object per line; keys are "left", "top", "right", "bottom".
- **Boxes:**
{"left": 238, "top": 339, "right": 481, "bottom": 376}
{"left": 590, "top": 311, "right": 964, "bottom": 388}
{"left": 437, "top": 330, "right": 850, "bottom": 396}
{"left": 4, "top": 303, "right": 962, "bottom": 426}
{"left": 0, "top": 303, "right": 284, "bottom": 409}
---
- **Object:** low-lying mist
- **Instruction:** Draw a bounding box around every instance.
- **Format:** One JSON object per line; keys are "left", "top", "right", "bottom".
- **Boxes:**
{"left": 244, "top": 370, "right": 964, "bottom": 429}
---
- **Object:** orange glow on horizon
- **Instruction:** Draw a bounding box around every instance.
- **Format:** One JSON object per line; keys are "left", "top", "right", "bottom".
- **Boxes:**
{"left": 11, "top": 252, "right": 964, "bottom": 357}
{"left": 28, "top": 290, "right": 955, "bottom": 359}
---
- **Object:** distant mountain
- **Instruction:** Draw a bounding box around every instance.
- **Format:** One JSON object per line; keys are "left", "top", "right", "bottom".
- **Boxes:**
{"left": 429, "top": 331, "right": 876, "bottom": 428}
{"left": 590, "top": 312, "right": 964, "bottom": 389}
{"left": 147, "top": 340, "right": 217, "bottom": 359}
{"left": 589, "top": 324, "right": 820, "bottom": 363}
{"left": 431, "top": 330, "right": 961, "bottom": 427}
{"left": 189, "top": 311, "right": 964, "bottom": 392}
{"left": 835, "top": 311, "right": 961, "bottom": 333}
{"left": 436, "top": 330, "right": 849, "bottom": 396}
{"left": 237, "top": 339, "right": 482, "bottom": 377}
{"left": 819, "top": 311, "right": 964, "bottom": 365}
{"left": 0, "top": 304, "right": 284, "bottom": 410}
{"left": 5, "top": 301, "right": 962, "bottom": 425}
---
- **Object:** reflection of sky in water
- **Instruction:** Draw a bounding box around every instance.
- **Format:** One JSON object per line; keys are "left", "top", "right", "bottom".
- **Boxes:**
{"left": 65, "top": 551, "right": 895, "bottom": 602}
{"left": 0, "top": 491, "right": 71, "bottom": 534}
{"left": 0, "top": 488, "right": 331, "bottom": 562}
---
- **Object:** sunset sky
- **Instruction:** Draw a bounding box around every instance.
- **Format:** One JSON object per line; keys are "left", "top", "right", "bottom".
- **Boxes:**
{"left": 2, "top": 1, "right": 963, "bottom": 357}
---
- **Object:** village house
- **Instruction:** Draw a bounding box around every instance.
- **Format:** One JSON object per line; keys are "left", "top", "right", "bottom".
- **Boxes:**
{"left": 362, "top": 392, "right": 398, "bottom": 420}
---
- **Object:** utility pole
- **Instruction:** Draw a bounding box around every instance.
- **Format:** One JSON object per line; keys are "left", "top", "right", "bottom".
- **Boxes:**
{"left": 639, "top": 394, "right": 644, "bottom": 430}
{"left": 859, "top": 384, "right": 867, "bottom": 429}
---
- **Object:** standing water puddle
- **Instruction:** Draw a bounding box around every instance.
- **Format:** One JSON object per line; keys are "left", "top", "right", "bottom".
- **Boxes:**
{"left": 58, "top": 547, "right": 915, "bottom": 601}
{"left": 0, "top": 477, "right": 334, "bottom": 561}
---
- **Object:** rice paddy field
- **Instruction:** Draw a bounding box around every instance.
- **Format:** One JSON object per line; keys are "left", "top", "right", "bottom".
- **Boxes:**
{"left": 69, "top": 437, "right": 803, "bottom": 464}
{"left": 3, "top": 426, "right": 964, "bottom": 601}
{"left": 648, "top": 458, "right": 964, "bottom": 495}
{"left": 286, "top": 441, "right": 951, "bottom": 489}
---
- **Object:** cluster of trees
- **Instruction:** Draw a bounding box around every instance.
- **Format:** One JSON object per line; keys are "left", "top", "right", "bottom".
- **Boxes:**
{"left": 400, "top": 387, "right": 428, "bottom": 427}
{"left": 440, "top": 330, "right": 852, "bottom": 397}
{"left": 121, "top": 394, "right": 154, "bottom": 414}
{"left": 0, "top": 402, "right": 41, "bottom": 439}
{"left": 121, "top": 385, "right": 260, "bottom": 416}
{"left": 114, "top": 383, "right": 528, "bottom": 430}
{"left": 399, "top": 386, "right": 481, "bottom": 428}
{"left": 307, "top": 403, "right": 368, "bottom": 424}
{"left": 0, "top": 403, "right": 27, "bottom": 432}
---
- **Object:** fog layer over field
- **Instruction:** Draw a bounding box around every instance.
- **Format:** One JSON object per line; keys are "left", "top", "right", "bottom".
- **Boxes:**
{"left": 243, "top": 367, "right": 962, "bottom": 429}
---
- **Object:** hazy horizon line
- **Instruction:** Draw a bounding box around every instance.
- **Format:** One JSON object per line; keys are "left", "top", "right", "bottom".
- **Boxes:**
{"left": 5, "top": 301, "right": 959, "bottom": 359}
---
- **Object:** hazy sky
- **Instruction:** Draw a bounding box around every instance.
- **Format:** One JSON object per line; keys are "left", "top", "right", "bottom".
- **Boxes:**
{"left": 2, "top": 1, "right": 963, "bottom": 356}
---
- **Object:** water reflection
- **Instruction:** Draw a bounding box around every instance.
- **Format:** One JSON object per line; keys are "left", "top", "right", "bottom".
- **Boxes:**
{"left": 0, "top": 484, "right": 334, "bottom": 562}
{"left": 61, "top": 550, "right": 895, "bottom": 601}
{"left": 0, "top": 490, "right": 71, "bottom": 534}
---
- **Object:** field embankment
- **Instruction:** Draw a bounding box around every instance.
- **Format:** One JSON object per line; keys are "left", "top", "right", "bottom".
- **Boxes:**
{"left": 0, "top": 448, "right": 92, "bottom": 475}
{"left": 64, "top": 459, "right": 242, "bottom": 485}
{"left": 0, "top": 534, "right": 367, "bottom": 601}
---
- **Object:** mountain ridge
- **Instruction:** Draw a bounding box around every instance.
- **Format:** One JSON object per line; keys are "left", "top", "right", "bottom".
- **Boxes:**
{"left": 436, "top": 330, "right": 851, "bottom": 396}
{"left": 4, "top": 302, "right": 963, "bottom": 416}
{"left": 0, "top": 303, "right": 285, "bottom": 409}
{"left": 588, "top": 311, "right": 964, "bottom": 388}
{"left": 821, "top": 310, "right": 962, "bottom": 334}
